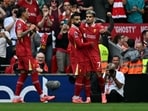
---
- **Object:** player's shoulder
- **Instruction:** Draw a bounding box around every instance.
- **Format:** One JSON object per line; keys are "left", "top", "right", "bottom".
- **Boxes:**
{"left": 95, "top": 23, "right": 105, "bottom": 29}
{"left": 80, "top": 21, "right": 86, "bottom": 27}
{"left": 69, "top": 27, "right": 75, "bottom": 32}
{"left": 95, "top": 23, "right": 103, "bottom": 26}
{"left": 68, "top": 27, "right": 75, "bottom": 36}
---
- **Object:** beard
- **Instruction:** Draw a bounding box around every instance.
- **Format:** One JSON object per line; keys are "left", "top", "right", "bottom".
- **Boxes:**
{"left": 73, "top": 22, "right": 80, "bottom": 27}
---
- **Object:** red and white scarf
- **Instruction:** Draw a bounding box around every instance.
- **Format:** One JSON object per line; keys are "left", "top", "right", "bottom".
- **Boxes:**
{"left": 112, "top": 0, "right": 127, "bottom": 19}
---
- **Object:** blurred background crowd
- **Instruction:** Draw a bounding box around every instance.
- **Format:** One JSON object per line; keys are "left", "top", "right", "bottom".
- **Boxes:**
{"left": 0, "top": 0, "right": 148, "bottom": 74}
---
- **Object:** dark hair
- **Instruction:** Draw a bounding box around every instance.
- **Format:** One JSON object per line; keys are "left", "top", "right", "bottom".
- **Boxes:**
{"left": 41, "top": 3, "right": 49, "bottom": 9}
{"left": 16, "top": 7, "right": 26, "bottom": 18}
{"left": 39, "top": 3, "right": 50, "bottom": 15}
{"left": 10, "top": 5, "right": 19, "bottom": 16}
{"left": 11, "top": 5, "right": 19, "bottom": 11}
{"left": 49, "top": 0, "right": 59, "bottom": 6}
{"left": 142, "top": 30, "right": 148, "bottom": 36}
{"left": 71, "top": 12, "right": 80, "bottom": 19}
{"left": 127, "top": 38, "right": 135, "bottom": 48}
{"left": 0, "top": 18, "right": 3, "bottom": 24}
{"left": 112, "top": 55, "right": 120, "bottom": 59}
{"left": 113, "top": 34, "right": 122, "bottom": 44}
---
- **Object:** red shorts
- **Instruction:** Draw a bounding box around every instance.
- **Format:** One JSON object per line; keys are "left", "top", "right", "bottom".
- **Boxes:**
{"left": 89, "top": 56, "right": 101, "bottom": 72}
{"left": 18, "top": 56, "right": 38, "bottom": 71}
{"left": 71, "top": 61, "right": 91, "bottom": 75}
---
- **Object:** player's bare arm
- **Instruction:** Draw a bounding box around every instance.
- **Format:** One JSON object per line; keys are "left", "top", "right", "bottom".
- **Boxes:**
{"left": 17, "top": 24, "right": 36, "bottom": 38}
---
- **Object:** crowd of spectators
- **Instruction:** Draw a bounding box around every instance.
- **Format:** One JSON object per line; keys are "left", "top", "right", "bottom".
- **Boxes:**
{"left": 0, "top": 0, "right": 148, "bottom": 74}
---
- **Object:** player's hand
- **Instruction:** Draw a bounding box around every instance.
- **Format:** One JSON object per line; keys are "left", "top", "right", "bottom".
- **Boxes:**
{"left": 100, "top": 27, "right": 108, "bottom": 34}
{"left": 36, "top": 67, "right": 43, "bottom": 73}
{"left": 29, "top": 24, "right": 36, "bottom": 31}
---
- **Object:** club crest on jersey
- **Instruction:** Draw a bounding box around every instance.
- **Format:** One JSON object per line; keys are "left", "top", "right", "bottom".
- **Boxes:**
{"left": 94, "top": 29, "right": 96, "bottom": 33}
{"left": 34, "top": 8, "right": 37, "bottom": 12}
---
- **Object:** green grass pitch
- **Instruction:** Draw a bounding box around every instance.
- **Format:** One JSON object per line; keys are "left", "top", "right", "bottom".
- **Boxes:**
{"left": 0, "top": 103, "right": 148, "bottom": 111}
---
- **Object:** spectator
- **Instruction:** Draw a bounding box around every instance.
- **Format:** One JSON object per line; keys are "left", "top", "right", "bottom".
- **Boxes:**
{"left": 37, "top": 3, "right": 53, "bottom": 33}
{"left": 135, "top": 42, "right": 148, "bottom": 74}
{"left": 6, "top": 38, "right": 42, "bottom": 74}
{"left": 49, "top": 0, "right": 62, "bottom": 37}
{"left": 0, "top": 18, "right": 12, "bottom": 73}
{"left": 113, "top": 34, "right": 129, "bottom": 52}
{"left": 5, "top": 49, "right": 19, "bottom": 74}
{"left": 103, "top": 63, "right": 125, "bottom": 103}
{"left": 142, "top": 45, "right": 148, "bottom": 74}
{"left": 108, "top": 0, "right": 127, "bottom": 23}
{"left": 12, "top": 7, "right": 55, "bottom": 103}
{"left": 37, "top": 3, "right": 54, "bottom": 72}
{"left": 36, "top": 52, "right": 49, "bottom": 73}
{"left": 4, "top": 5, "right": 18, "bottom": 45}
{"left": 120, "top": 38, "right": 143, "bottom": 74}
{"left": 135, "top": 42, "right": 144, "bottom": 57}
{"left": 9, "top": 0, "right": 17, "bottom": 7}
{"left": 17, "top": 0, "right": 40, "bottom": 24}
{"left": 92, "top": 0, "right": 109, "bottom": 22}
{"left": 55, "top": 20, "right": 69, "bottom": 73}
{"left": 126, "top": 0, "right": 145, "bottom": 23}
{"left": 60, "top": 0, "right": 71, "bottom": 22}
{"left": 0, "top": 4, "right": 6, "bottom": 19}
{"left": 70, "top": 3, "right": 80, "bottom": 14}
{"left": 112, "top": 55, "right": 121, "bottom": 70}
{"left": 1, "top": 0, "right": 12, "bottom": 17}
{"left": 4, "top": 5, "right": 18, "bottom": 63}
{"left": 99, "top": 42, "right": 109, "bottom": 73}
{"left": 113, "top": 34, "right": 125, "bottom": 49}
{"left": 142, "top": 30, "right": 148, "bottom": 47}
{"left": 141, "top": 30, "right": 148, "bottom": 74}
{"left": 70, "top": 0, "right": 93, "bottom": 20}
{"left": 121, "top": 36, "right": 129, "bottom": 51}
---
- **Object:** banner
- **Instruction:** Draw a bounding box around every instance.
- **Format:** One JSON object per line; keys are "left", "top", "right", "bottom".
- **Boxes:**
{"left": 105, "top": 23, "right": 148, "bottom": 40}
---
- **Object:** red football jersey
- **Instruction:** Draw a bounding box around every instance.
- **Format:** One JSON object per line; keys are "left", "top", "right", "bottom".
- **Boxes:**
{"left": 15, "top": 19, "right": 32, "bottom": 57}
{"left": 36, "top": 15, "right": 54, "bottom": 33}
{"left": 68, "top": 24, "right": 92, "bottom": 62}
{"left": 80, "top": 22, "right": 105, "bottom": 72}
{"left": 68, "top": 24, "right": 92, "bottom": 74}
{"left": 17, "top": 0, "right": 39, "bottom": 24}
{"left": 80, "top": 22, "right": 105, "bottom": 47}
